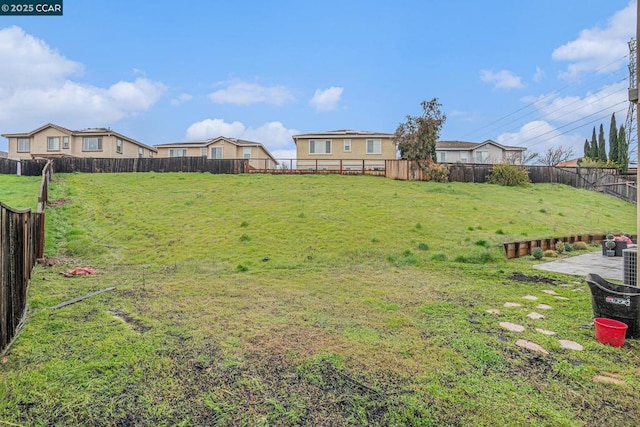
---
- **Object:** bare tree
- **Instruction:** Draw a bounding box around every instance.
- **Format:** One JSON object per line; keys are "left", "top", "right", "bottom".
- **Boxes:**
{"left": 506, "top": 149, "right": 538, "bottom": 165}
{"left": 536, "top": 145, "right": 574, "bottom": 166}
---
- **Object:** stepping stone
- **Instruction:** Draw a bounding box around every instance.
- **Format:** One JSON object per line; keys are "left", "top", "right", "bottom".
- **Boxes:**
{"left": 522, "top": 295, "right": 539, "bottom": 301}
{"left": 554, "top": 296, "right": 570, "bottom": 301}
{"left": 486, "top": 309, "right": 500, "bottom": 314}
{"left": 516, "top": 339, "right": 549, "bottom": 355}
{"left": 559, "top": 340, "right": 583, "bottom": 351}
{"left": 593, "top": 375, "right": 626, "bottom": 386}
{"left": 503, "top": 302, "right": 522, "bottom": 308}
{"left": 527, "top": 312, "right": 545, "bottom": 320}
{"left": 535, "top": 328, "right": 557, "bottom": 336}
{"left": 500, "top": 322, "right": 525, "bottom": 332}
{"left": 542, "top": 290, "right": 558, "bottom": 295}
{"left": 536, "top": 304, "right": 552, "bottom": 310}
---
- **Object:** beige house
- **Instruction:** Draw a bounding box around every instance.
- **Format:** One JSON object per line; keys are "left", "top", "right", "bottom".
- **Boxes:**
{"left": 2, "top": 123, "right": 156, "bottom": 160}
{"left": 154, "top": 136, "right": 278, "bottom": 169}
{"left": 293, "top": 130, "right": 396, "bottom": 170}
{"left": 436, "top": 140, "right": 526, "bottom": 165}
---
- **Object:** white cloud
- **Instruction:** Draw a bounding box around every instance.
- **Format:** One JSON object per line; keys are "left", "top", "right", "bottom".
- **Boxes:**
{"left": 533, "top": 67, "right": 544, "bottom": 83}
{"left": 528, "top": 81, "right": 628, "bottom": 124}
{"left": 552, "top": 0, "right": 636, "bottom": 79}
{"left": 0, "top": 26, "right": 166, "bottom": 132}
{"left": 208, "top": 81, "right": 295, "bottom": 106}
{"left": 497, "top": 120, "right": 584, "bottom": 155}
{"left": 185, "top": 118, "right": 299, "bottom": 149}
{"left": 170, "top": 93, "right": 193, "bottom": 106}
{"left": 480, "top": 69, "right": 524, "bottom": 89}
{"left": 309, "top": 86, "right": 343, "bottom": 111}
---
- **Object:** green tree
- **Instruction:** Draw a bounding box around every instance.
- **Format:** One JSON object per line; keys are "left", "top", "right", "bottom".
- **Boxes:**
{"left": 590, "top": 127, "right": 598, "bottom": 159}
{"left": 609, "top": 113, "right": 618, "bottom": 163}
{"left": 583, "top": 139, "right": 590, "bottom": 159}
{"left": 597, "top": 123, "right": 607, "bottom": 161}
{"left": 395, "top": 98, "right": 446, "bottom": 163}
{"left": 618, "top": 124, "right": 628, "bottom": 173}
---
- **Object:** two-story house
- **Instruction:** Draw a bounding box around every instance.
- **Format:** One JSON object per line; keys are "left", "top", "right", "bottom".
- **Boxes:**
{"left": 293, "top": 130, "right": 396, "bottom": 171}
{"left": 154, "top": 136, "right": 278, "bottom": 169}
{"left": 435, "top": 140, "right": 526, "bottom": 165}
{"left": 2, "top": 123, "right": 156, "bottom": 160}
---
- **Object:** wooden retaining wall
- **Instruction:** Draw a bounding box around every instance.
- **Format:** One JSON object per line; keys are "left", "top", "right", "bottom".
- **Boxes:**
{"left": 502, "top": 233, "right": 637, "bottom": 259}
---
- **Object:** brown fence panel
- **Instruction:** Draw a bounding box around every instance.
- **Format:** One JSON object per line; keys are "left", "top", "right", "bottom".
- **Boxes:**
{"left": 46, "top": 157, "right": 247, "bottom": 174}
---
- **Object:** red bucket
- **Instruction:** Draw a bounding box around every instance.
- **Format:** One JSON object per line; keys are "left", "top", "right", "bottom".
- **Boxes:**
{"left": 594, "top": 318, "right": 629, "bottom": 347}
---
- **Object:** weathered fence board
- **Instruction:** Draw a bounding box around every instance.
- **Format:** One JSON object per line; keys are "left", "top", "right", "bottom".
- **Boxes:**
{"left": 47, "top": 157, "right": 248, "bottom": 174}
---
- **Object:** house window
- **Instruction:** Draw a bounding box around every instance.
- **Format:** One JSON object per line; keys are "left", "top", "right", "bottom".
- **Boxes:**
{"left": 211, "top": 147, "right": 222, "bottom": 159}
{"left": 17, "top": 138, "right": 30, "bottom": 152}
{"left": 47, "top": 137, "right": 60, "bottom": 151}
{"left": 170, "top": 149, "right": 187, "bottom": 157}
{"left": 366, "top": 139, "right": 381, "bottom": 154}
{"left": 243, "top": 147, "right": 251, "bottom": 159}
{"left": 83, "top": 137, "right": 102, "bottom": 151}
{"left": 438, "top": 152, "right": 446, "bottom": 163}
{"left": 343, "top": 139, "right": 351, "bottom": 152}
{"left": 138, "top": 147, "right": 144, "bottom": 158}
{"left": 62, "top": 137, "right": 69, "bottom": 149}
{"left": 200, "top": 147, "right": 207, "bottom": 157}
{"left": 116, "top": 139, "right": 123, "bottom": 154}
{"left": 475, "top": 151, "right": 489, "bottom": 163}
{"left": 149, "top": 151, "right": 153, "bottom": 158}
{"left": 460, "top": 155, "right": 468, "bottom": 163}
{"left": 309, "top": 139, "right": 331, "bottom": 154}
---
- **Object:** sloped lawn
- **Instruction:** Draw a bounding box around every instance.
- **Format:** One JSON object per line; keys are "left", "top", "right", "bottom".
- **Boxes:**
{"left": 1, "top": 173, "right": 638, "bottom": 426}
{"left": 0, "top": 174, "right": 40, "bottom": 210}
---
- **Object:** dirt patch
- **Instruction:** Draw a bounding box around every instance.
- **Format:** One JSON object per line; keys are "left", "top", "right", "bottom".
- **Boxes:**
{"left": 108, "top": 309, "right": 151, "bottom": 333}
{"left": 47, "top": 198, "right": 68, "bottom": 208}
{"left": 508, "top": 272, "right": 556, "bottom": 284}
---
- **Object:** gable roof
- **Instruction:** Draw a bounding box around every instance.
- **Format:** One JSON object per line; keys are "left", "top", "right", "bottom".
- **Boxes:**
{"left": 437, "top": 139, "right": 526, "bottom": 151}
{"left": 1, "top": 123, "right": 157, "bottom": 152}
{"left": 292, "top": 130, "right": 395, "bottom": 141}
{"left": 154, "top": 136, "right": 278, "bottom": 162}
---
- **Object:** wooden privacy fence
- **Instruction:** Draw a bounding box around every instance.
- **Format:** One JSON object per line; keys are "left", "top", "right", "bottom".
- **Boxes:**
{"left": 0, "top": 161, "right": 50, "bottom": 355}
{"left": 385, "top": 161, "right": 636, "bottom": 203}
{"left": 502, "top": 233, "right": 638, "bottom": 259}
{"left": 49, "top": 157, "right": 247, "bottom": 174}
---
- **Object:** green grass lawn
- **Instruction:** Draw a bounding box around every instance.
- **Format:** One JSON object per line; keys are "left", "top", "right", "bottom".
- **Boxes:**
{"left": 0, "top": 175, "right": 41, "bottom": 210}
{"left": 1, "top": 172, "right": 638, "bottom": 426}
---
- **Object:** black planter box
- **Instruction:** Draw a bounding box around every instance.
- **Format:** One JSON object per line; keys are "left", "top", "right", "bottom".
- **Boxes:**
{"left": 602, "top": 241, "right": 628, "bottom": 256}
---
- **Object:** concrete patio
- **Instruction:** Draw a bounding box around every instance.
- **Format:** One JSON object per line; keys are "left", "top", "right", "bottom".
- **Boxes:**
{"left": 533, "top": 251, "right": 627, "bottom": 282}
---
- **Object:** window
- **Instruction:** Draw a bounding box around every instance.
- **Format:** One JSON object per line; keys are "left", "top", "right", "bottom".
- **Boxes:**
{"left": 438, "top": 152, "right": 446, "bottom": 163}
{"left": 211, "top": 147, "right": 222, "bottom": 159}
{"left": 200, "top": 147, "right": 207, "bottom": 157}
{"left": 116, "top": 139, "right": 123, "bottom": 154}
{"left": 475, "top": 151, "right": 489, "bottom": 163}
{"left": 62, "top": 136, "right": 69, "bottom": 149}
{"left": 83, "top": 137, "right": 102, "bottom": 151}
{"left": 460, "top": 155, "right": 468, "bottom": 163}
{"left": 138, "top": 147, "right": 144, "bottom": 158}
{"left": 169, "top": 149, "right": 187, "bottom": 157}
{"left": 17, "top": 138, "right": 30, "bottom": 152}
{"left": 149, "top": 151, "right": 154, "bottom": 158}
{"left": 366, "top": 139, "right": 381, "bottom": 154}
{"left": 243, "top": 147, "right": 251, "bottom": 159}
{"left": 309, "top": 139, "right": 331, "bottom": 154}
{"left": 343, "top": 139, "right": 351, "bottom": 152}
{"left": 47, "top": 137, "right": 60, "bottom": 151}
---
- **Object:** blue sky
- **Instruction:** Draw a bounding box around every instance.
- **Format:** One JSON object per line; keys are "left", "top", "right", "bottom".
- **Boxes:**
{"left": 0, "top": 0, "right": 637, "bottom": 160}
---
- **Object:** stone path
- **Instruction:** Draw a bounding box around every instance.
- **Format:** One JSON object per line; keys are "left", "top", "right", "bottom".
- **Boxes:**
{"left": 491, "top": 286, "right": 588, "bottom": 356}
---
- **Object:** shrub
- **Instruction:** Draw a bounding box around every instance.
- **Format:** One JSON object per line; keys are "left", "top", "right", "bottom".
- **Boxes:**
{"left": 532, "top": 247, "right": 544, "bottom": 260}
{"left": 240, "top": 221, "right": 249, "bottom": 227}
{"left": 564, "top": 243, "right": 573, "bottom": 252}
{"left": 544, "top": 250, "right": 558, "bottom": 258}
{"left": 239, "top": 234, "right": 251, "bottom": 242}
{"left": 431, "top": 252, "right": 447, "bottom": 261}
{"left": 487, "top": 163, "right": 530, "bottom": 187}
{"left": 417, "top": 242, "right": 430, "bottom": 251}
{"left": 555, "top": 241, "right": 565, "bottom": 254}
{"left": 428, "top": 163, "right": 449, "bottom": 183}
{"left": 573, "top": 241, "right": 588, "bottom": 250}
{"left": 475, "top": 239, "right": 489, "bottom": 248}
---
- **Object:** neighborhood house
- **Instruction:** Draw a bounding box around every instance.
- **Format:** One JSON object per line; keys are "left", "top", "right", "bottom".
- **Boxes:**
{"left": 2, "top": 123, "right": 157, "bottom": 160}
{"left": 293, "top": 130, "right": 396, "bottom": 171}
{"left": 154, "top": 136, "right": 278, "bottom": 169}
{"left": 435, "top": 140, "right": 526, "bottom": 165}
